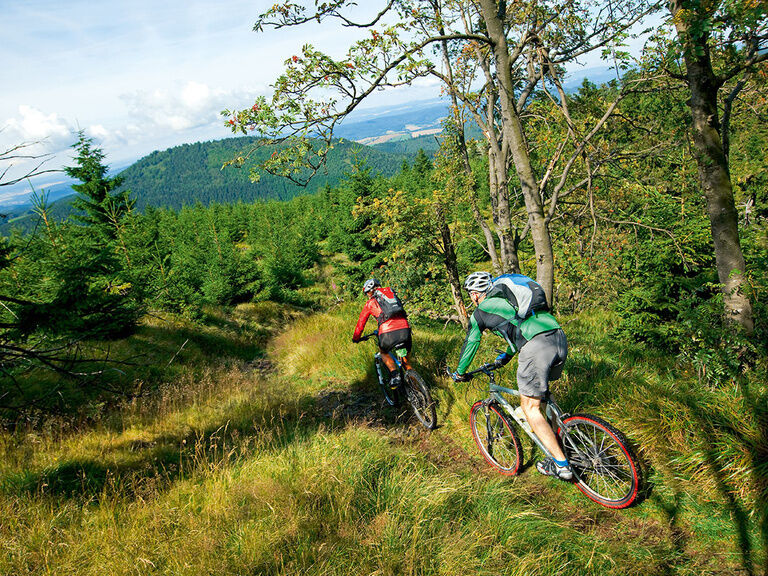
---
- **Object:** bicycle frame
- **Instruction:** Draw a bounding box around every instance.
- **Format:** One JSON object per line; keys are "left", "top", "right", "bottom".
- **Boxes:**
{"left": 376, "top": 350, "right": 404, "bottom": 369}
{"left": 363, "top": 332, "right": 406, "bottom": 375}
{"left": 373, "top": 350, "right": 404, "bottom": 381}
{"left": 465, "top": 365, "right": 572, "bottom": 461}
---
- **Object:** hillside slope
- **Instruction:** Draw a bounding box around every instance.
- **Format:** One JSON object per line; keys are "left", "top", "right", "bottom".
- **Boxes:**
{"left": 119, "top": 137, "right": 413, "bottom": 210}
{"left": 0, "top": 304, "right": 760, "bottom": 575}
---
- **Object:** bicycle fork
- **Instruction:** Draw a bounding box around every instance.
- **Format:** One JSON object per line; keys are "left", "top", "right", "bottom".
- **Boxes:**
{"left": 374, "top": 352, "right": 386, "bottom": 387}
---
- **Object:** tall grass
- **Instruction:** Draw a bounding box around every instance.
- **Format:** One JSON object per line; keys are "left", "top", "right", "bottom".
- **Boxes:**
{"left": 1, "top": 304, "right": 764, "bottom": 575}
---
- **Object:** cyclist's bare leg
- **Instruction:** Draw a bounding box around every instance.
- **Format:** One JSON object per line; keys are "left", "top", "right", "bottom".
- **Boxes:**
{"left": 520, "top": 395, "right": 567, "bottom": 462}
{"left": 379, "top": 348, "right": 397, "bottom": 372}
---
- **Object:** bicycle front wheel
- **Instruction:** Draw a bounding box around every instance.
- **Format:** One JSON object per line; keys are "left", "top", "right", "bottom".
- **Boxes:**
{"left": 404, "top": 369, "right": 437, "bottom": 430}
{"left": 469, "top": 401, "right": 522, "bottom": 475}
{"left": 558, "top": 414, "right": 640, "bottom": 509}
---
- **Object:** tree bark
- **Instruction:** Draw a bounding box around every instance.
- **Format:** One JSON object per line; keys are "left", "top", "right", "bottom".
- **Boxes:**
{"left": 669, "top": 1, "right": 754, "bottom": 333}
{"left": 488, "top": 146, "right": 520, "bottom": 273}
{"left": 469, "top": 190, "right": 503, "bottom": 275}
{"left": 435, "top": 202, "right": 469, "bottom": 329}
{"left": 477, "top": 0, "right": 555, "bottom": 304}
{"left": 448, "top": 89, "right": 502, "bottom": 275}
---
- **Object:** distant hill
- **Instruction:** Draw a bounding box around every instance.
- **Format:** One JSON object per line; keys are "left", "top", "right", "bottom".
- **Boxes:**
{"left": 373, "top": 133, "right": 443, "bottom": 155}
{"left": 119, "top": 137, "right": 414, "bottom": 210}
{"left": 372, "top": 122, "right": 485, "bottom": 155}
{"left": 1, "top": 137, "right": 419, "bottom": 235}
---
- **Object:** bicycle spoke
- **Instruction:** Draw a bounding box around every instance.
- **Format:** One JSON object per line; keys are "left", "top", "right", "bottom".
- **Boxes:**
{"left": 471, "top": 401, "right": 522, "bottom": 475}
{"left": 560, "top": 416, "right": 639, "bottom": 506}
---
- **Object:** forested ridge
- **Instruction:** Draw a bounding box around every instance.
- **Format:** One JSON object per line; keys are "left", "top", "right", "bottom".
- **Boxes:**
{"left": 120, "top": 137, "right": 415, "bottom": 209}
{"left": 0, "top": 137, "right": 417, "bottom": 235}
{"left": 1, "top": 0, "right": 767, "bottom": 574}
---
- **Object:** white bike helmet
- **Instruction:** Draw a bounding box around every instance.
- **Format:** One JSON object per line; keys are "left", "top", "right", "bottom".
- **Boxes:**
{"left": 464, "top": 271, "right": 492, "bottom": 293}
{"left": 363, "top": 278, "right": 381, "bottom": 293}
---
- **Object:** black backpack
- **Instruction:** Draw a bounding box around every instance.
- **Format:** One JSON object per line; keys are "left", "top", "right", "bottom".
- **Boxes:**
{"left": 373, "top": 289, "right": 406, "bottom": 321}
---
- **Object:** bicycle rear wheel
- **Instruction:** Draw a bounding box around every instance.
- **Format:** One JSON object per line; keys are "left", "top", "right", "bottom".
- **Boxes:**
{"left": 375, "top": 356, "right": 399, "bottom": 406}
{"left": 404, "top": 369, "right": 437, "bottom": 430}
{"left": 469, "top": 401, "right": 523, "bottom": 475}
{"left": 558, "top": 414, "right": 640, "bottom": 509}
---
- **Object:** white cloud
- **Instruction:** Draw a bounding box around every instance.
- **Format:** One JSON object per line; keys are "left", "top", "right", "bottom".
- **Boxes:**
{"left": 120, "top": 81, "right": 259, "bottom": 135}
{"left": 181, "top": 81, "right": 212, "bottom": 110}
{"left": 1, "top": 106, "right": 75, "bottom": 196}
{"left": 86, "top": 124, "right": 109, "bottom": 139}
{"left": 3, "top": 105, "right": 72, "bottom": 151}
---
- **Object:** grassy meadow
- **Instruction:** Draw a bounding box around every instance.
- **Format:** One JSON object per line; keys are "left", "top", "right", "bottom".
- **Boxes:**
{"left": 1, "top": 303, "right": 765, "bottom": 575}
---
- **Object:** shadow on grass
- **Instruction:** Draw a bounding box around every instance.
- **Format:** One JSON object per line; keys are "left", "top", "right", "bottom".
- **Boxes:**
{"left": 135, "top": 323, "right": 264, "bottom": 365}
{"left": 3, "top": 362, "right": 438, "bottom": 503}
{"left": 2, "top": 390, "right": 307, "bottom": 500}
{"left": 641, "top": 379, "right": 768, "bottom": 576}
{"left": 1, "top": 318, "right": 267, "bottom": 423}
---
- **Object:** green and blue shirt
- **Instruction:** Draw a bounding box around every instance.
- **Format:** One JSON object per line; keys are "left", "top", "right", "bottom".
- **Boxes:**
{"left": 457, "top": 292, "right": 560, "bottom": 374}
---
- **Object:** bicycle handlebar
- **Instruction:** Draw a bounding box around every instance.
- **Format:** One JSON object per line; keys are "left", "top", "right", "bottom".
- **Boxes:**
{"left": 359, "top": 331, "right": 379, "bottom": 342}
{"left": 445, "top": 361, "right": 501, "bottom": 379}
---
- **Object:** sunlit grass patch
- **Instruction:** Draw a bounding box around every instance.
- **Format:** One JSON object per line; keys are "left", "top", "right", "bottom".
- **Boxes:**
{"left": 1, "top": 304, "right": 765, "bottom": 575}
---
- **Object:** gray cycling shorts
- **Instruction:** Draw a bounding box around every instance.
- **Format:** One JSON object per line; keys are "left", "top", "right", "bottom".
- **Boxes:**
{"left": 517, "top": 329, "right": 567, "bottom": 399}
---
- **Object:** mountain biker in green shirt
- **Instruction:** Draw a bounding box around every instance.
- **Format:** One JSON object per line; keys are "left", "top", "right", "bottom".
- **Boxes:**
{"left": 452, "top": 271, "right": 572, "bottom": 480}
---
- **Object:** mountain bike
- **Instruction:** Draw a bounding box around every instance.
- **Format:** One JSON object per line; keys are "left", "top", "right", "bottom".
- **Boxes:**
{"left": 360, "top": 331, "right": 437, "bottom": 430}
{"left": 451, "top": 361, "right": 641, "bottom": 508}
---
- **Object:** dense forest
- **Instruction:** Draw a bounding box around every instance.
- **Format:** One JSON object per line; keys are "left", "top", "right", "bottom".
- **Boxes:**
{"left": 0, "top": 137, "right": 418, "bottom": 235}
{"left": 1, "top": 0, "right": 767, "bottom": 574}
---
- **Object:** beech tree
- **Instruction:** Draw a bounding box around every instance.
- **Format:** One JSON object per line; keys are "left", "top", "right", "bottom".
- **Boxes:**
{"left": 225, "top": 0, "right": 656, "bottom": 304}
{"left": 650, "top": 0, "right": 767, "bottom": 333}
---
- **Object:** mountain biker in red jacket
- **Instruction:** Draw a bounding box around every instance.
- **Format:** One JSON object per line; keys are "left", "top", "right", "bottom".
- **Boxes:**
{"left": 352, "top": 278, "right": 412, "bottom": 388}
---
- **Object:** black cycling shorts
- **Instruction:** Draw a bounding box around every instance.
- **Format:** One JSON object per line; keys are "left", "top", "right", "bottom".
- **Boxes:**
{"left": 378, "top": 328, "right": 412, "bottom": 355}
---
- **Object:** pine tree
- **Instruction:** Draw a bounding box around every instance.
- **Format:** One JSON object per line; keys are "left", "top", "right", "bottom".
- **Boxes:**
{"left": 66, "top": 131, "right": 134, "bottom": 239}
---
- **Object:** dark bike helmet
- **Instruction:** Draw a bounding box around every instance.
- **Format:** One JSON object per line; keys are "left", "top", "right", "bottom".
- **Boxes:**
{"left": 363, "top": 278, "right": 381, "bottom": 293}
{"left": 464, "top": 271, "right": 492, "bottom": 293}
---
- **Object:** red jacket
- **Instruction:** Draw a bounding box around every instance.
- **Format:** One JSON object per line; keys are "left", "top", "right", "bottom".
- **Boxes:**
{"left": 353, "top": 287, "right": 410, "bottom": 341}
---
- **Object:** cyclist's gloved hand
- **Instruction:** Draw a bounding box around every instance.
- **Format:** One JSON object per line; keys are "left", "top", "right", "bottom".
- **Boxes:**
{"left": 352, "top": 336, "right": 360, "bottom": 343}
{"left": 494, "top": 352, "right": 512, "bottom": 367}
{"left": 451, "top": 371, "right": 471, "bottom": 382}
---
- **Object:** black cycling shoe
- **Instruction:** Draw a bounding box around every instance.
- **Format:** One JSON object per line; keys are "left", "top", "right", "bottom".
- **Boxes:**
{"left": 390, "top": 375, "right": 402, "bottom": 390}
{"left": 536, "top": 457, "right": 573, "bottom": 480}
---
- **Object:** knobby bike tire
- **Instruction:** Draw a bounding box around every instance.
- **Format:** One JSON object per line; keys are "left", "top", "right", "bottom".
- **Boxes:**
{"left": 375, "top": 356, "right": 399, "bottom": 406}
{"left": 557, "top": 413, "right": 641, "bottom": 509}
{"left": 469, "top": 401, "right": 523, "bottom": 475}
{"left": 404, "top": 369, "right": 437, "bottom": 430}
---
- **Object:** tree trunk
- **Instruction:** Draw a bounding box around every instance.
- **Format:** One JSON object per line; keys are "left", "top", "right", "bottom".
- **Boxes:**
{"left": 477, "top": 0, "right": 555, "bottom": 305}
{"left": 451, "top": 97, "right": 502, "bottom": 275}
{"left": 488, "top": 146, "right": 519, "bottom": 273}
{"left": 469, "top": 192, "right": 503, "bottom": 275}
{"left": 670, "top": 1, "right": 754, "bottom": 333}
{"left": 435, "top": 202, "right": 469, "bottom": 329}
